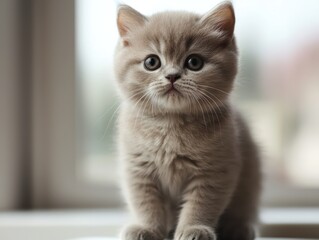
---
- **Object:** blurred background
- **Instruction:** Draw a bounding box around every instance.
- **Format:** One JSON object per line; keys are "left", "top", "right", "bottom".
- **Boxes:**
{"left": 0, "top": 0, "right": 319, "bottom": 239}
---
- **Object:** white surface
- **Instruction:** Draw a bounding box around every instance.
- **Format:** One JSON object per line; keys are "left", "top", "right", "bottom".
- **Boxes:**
{"left": 0, "top": 210, "right": 128, "bottom": 240}
{"left": 68, "top": 238, "right": 318, "bottom": 240}
{"left": 69, "top": 238, "right": 117, "bottom": 240}
{"left": 0, "top": 209, "right": 128, "bottom": 226}
{"left": 1, "top": 208, "right": 319, "bottom": 240}
{"left": 1, "top": 208, "right": 319, "bottom": 226}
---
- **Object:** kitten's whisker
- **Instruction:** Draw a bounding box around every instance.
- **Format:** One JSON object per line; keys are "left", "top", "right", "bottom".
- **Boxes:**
{"left": 133, "top": 92, "right": 149, "bottom": 129}
{"left": 142, "top": 92, "right": 152, "bottom": 115}
{"left": 195, "top": 90, "right": 218, "bottom": 132}
{"left": 189, "top": 91, "right": 208, "bottom": 129}
{"left": 196, "top": 84, "right": 230, "bottom": 96}
{"left": 197, "top": 93, "right": 216, "bottom": 128}
{"left": 141, "top": 93, "right": 152, "bottom": 120}
{"left": 198, "top": 87, "right": 230, "bottom": 117}
{"left": 149, "top": 82, "right": 165, "bottom": 88}
{"left": 197, "top": 87, "right": 229, "bottom": 108}
{"left": 128, "top": 88, "right": 148, "bottom": 101}
{"left": 98, "top": 100, "right": 119, "bottom": 121}
{"left": 100, "top": 87, "right": 146, "bottom": 140}
{"left": 187, "top": 94, "right": 194, "bottom": 114}
{"left": 150, "top": 92, "right": 162, "bottom": 116}
{"left": 196, "top": 89, "right": 222, "bottom": 137}
{"left": 149, "top": 84, "right": 169, "bottom": 96}
{"left": 100, "top": 102, "right": 122, "bottom": 141}
{"left": 197, "top": 88, "right": 230, "bottom": 140}
{"left": 99, "top": 86, "right": 147, "bottom": 123}
{"left": 182, "top": 90, "right": 196, "bottom": 114}
{"left": 196, "top": 89, "right": 222, "bottom": 115}
{"left": 155, "top": 93, "right": 164, "bottom": 115}
{"left": 149, "top": 92, "right": 155, "bottom": 116}
{"left": 132, "top": 91, "right": 148, "bottom": 109}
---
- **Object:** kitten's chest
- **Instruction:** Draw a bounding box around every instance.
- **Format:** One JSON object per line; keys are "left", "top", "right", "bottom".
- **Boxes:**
{"left": 122, "top": 111, "right": 212, "bottom": 198}
{"left": 143, "top": 118, "right": 196, "bottom": 161}
{"left": 137, "top": 120, "right": 202, "bottom": 198}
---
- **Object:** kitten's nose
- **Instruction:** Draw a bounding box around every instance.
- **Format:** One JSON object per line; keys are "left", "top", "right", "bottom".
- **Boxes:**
{"left": 165, "top": 74, "right": 181, "bottom": 83}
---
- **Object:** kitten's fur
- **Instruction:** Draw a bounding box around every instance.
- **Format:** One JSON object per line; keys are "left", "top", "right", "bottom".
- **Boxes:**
{"left": 114, "top": 2, "right": 260, "bottom": 240}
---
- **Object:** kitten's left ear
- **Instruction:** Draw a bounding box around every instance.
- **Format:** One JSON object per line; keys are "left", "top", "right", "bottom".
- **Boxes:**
{"left": 117, "top": 5, "right": 147, "bottom": 37}
{"left": 200, "top": 1, "right": 235, "bottom": 39}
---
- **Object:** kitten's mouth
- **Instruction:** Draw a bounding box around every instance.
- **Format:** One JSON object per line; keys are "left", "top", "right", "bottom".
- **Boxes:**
{"left": 165, "top": 85, "right": 181, "bottom": 95}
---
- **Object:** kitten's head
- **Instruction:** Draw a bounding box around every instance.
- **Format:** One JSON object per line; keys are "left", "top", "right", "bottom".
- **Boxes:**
{"left": 114, "top": 2, "right": 237, "bottom": 115}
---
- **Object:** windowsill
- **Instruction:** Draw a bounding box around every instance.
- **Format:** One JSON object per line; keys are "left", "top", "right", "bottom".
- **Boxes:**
{"left": 260, "top": 208, "right": 319, "bottom": 238}
{"left": 0, "top": 209, "right": 128, "bottom": 240}
{"left": 0, "top": 208, "right": 319, "bottom": 240}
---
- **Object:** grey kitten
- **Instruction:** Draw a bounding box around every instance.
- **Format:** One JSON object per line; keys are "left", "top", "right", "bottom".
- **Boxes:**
{"left": 114, "top": 2, "right": 261, "bottom": 240}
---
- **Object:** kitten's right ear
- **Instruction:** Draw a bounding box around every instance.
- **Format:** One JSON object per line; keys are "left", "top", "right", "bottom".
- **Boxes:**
{"left": 117, "top": 5, "right": 147, "bottom": 37}
{"left": 200, "top": 1, "right": 235, "bottom": 39}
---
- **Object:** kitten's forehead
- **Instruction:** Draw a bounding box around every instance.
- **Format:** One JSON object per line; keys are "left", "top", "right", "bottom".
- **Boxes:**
{"left": 145, "top": 12, "right": 199, "bottom": 59}
{"left": 140, "top": 12, "right": 220, "bottom": 61}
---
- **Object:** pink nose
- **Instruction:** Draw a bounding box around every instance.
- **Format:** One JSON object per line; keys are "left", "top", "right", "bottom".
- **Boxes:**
{"left": 165, "top": 74, "right": 181, "bottom": 83}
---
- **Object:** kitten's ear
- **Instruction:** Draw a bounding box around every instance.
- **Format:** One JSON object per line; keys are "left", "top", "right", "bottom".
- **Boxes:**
{"left": 200, "top": 1, "right": 235, "bottom": 39}
{"left": 117, "top": 5, "right": 147, "bottom": 37}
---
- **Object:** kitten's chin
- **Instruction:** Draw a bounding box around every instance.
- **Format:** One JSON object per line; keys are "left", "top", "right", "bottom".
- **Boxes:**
{"left": 155, "top": 93, "right": 190, "bottom": 113}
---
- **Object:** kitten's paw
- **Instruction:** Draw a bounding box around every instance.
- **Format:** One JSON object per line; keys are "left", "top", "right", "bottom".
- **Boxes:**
{"left": 121, "top": 225, "right": 163, "bottom": 240}
{"left": 175, "top": 225, "right": 216, "bottom": 240}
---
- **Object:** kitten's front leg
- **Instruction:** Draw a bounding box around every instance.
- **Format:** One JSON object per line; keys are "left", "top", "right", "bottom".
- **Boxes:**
{"left": 122, "top": 168, "right": 166, "bottom": 240}
{"left": 174, "top": 171, "right": 238, "bottom": 240}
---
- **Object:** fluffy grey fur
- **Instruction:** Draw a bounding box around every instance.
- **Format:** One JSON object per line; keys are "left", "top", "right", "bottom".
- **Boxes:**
{"left": 114, "top": 2, "right": 261, "bottom": 240}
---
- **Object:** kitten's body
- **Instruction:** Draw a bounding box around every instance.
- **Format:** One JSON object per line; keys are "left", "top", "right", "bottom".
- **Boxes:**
{"left": 114, "top": 3, "right": 260, "bottom": 240}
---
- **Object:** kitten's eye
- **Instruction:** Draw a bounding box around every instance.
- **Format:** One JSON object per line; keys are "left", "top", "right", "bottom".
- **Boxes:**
{"left": 185, "top": 55, "right": 204, "bottom": 71}
{"left": 144, "top": 55, "right": 161, "bottom": 71}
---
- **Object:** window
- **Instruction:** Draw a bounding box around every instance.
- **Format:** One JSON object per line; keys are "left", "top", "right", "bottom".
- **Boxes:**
{"left": 32, "top": 0, "right": 319, "bottom": 208}
{"left": 76, "top": 0, "right": 119, "bottom": 186}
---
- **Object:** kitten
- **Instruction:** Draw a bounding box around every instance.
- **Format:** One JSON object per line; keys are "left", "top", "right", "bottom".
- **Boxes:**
{"left": 114, "top": 2, "right": 261, "bottom": 240}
